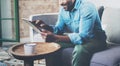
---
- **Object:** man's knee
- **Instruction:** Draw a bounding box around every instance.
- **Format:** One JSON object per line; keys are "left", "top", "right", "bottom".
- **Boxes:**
{"left": 73, "top": 45, "right": 89, "bottom": 55}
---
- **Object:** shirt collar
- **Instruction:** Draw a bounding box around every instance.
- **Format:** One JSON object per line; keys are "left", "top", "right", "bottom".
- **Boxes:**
{"left": 71, "top": 0, "right": 82, "bottom": 11}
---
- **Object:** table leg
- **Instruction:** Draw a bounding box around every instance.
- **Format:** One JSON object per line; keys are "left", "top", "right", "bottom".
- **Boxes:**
{"left": 24, "top": 60, "right": 34, "bottom": 66}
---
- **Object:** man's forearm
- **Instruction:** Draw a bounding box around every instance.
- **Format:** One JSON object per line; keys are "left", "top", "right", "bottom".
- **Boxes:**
{"left": 54, "top": 35, "right": 71, "bottom": 42}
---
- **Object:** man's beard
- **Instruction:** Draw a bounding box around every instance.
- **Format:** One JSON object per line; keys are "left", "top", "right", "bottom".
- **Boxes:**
{"left": 65, "top": 1, "right": 74, "bottom": 11}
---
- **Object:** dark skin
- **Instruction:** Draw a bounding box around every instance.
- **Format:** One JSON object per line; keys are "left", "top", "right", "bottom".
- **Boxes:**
{"left": 35, "top": 0, "right": 75, "bottom": 42}
{"left": 59, "top": 0, "right": 75, "bottom": 11}
{"left": 36, "top": 19, "right": 70, "bottom": 42}
{"left": 31, "top": 20, "right": 53, "bottom": 32}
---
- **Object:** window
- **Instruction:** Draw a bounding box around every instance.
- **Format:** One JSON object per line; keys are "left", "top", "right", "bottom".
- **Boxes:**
{"left": 0, "top": 0, "right": 19, "bottom": 42}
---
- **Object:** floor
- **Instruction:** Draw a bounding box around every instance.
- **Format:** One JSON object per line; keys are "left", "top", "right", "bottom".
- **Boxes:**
{"left": 0, "top": 38, "right": 46, "bottom": 66}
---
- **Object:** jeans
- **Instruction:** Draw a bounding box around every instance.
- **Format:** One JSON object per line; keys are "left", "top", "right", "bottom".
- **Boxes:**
{"left": 45, "top": 39, "right": 107, "bottom": 66}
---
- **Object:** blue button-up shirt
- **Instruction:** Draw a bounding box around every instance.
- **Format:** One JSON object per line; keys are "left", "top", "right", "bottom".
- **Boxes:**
{"left": 54, "top": 0, "right": 103, "bottom": 44}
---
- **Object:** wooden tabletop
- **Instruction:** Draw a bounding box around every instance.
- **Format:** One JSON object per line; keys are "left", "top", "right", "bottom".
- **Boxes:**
{"left": 9, "top": 42, "right": 61, "bottom": 60}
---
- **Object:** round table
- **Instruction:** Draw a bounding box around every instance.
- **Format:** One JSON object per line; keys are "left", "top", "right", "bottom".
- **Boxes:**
{"left": 9, "top": 42, "right": 61, "bottom": 66}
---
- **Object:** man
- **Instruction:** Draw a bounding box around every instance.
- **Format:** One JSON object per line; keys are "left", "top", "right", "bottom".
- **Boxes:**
{"left": 34, "top": 0, "right": 107, "bottom": 66}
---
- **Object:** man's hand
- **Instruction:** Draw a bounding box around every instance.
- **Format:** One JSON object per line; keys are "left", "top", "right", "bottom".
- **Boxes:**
{"left": 31, "top": 20, "right": 45, "bottom": 26}
{"left": 40, "top": 29, "right": 56, "bottom": 42}
{"left": 32, "top": 20, "right": 53, "bottom": 32}
{"left": 40, "top": 29, "right": 71, "bottom": 42}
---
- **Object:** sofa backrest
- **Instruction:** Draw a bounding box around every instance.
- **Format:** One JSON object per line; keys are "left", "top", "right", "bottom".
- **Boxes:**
{"left": 101, "top": 7, "right": 120, "bottom": 45}
{"left": 97, "top": 6, "right": 104, "bottom": 20}
{"left": 29, "top": 13, "right": 58, "bottom": 25}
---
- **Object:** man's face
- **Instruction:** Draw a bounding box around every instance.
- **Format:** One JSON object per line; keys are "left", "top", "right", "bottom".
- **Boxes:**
{"left": 59, "top": 0, "right": 75, "bottom": 11}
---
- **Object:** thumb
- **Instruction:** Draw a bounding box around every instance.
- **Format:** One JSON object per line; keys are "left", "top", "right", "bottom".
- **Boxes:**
{"left": 40, "top": 32, "right": 47, "bottom": 39}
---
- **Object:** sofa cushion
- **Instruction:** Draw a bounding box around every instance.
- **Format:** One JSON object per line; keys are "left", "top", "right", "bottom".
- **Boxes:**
{"left": 101, "top": 7, "right": 120, "bottom": 45}
{"left": 62, "top": 46, "right": 120, "bottom": 66}
{"left": 90, "top": 46, "right": 120, "bottom": 66}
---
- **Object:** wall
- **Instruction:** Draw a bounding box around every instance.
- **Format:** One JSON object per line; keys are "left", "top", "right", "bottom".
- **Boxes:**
{"left": 19, "top": 0, "right": 59, "bottom": 40}
{"left": 89, "top": 0, "right": 120, "bottom": 8}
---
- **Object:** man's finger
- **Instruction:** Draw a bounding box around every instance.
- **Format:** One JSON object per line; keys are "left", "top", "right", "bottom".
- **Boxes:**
{"left": 40, "top": 32, "right": 47, "bottom": 39}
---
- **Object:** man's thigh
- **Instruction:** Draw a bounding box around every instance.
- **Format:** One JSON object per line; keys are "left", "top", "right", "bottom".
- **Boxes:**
{"left": 82, "top": 39, "right": 107, "bottom": 53}
{"left": 57, "top": 42, "right": 75, "bottom": 48}
{"left": 72, "top": 39, "right": 107, "bottom": 66}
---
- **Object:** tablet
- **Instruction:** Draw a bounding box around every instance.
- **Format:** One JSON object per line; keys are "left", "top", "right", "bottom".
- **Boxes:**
{"left": 22, "top": 18, "right": 41, "bottom": 33}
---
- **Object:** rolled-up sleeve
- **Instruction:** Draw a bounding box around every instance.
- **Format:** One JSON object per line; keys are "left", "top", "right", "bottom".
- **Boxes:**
{"left": 68, "top": 33, "right": 83, "bottom": 44}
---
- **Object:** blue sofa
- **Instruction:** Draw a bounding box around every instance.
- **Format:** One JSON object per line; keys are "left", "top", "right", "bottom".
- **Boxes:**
{"left": 29, "top": 6, "right": 120, "bottom": 66}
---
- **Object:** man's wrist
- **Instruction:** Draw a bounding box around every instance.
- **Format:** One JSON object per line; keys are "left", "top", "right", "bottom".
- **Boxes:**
{"left": 54, "top": 35, "right": 61, "bottom": 42}
{"left": 53, "top": 35, "right": 70, "bottom": 42}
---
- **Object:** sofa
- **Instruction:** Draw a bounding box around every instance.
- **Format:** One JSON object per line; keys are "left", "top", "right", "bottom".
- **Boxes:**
{"left": 29, "top": 6, "right": 120, "bottom": 66}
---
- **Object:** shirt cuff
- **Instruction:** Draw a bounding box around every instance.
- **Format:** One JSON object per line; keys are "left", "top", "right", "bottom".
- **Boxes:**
{"left": 68, "top": 33, "right": 83, "bottom": 45}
